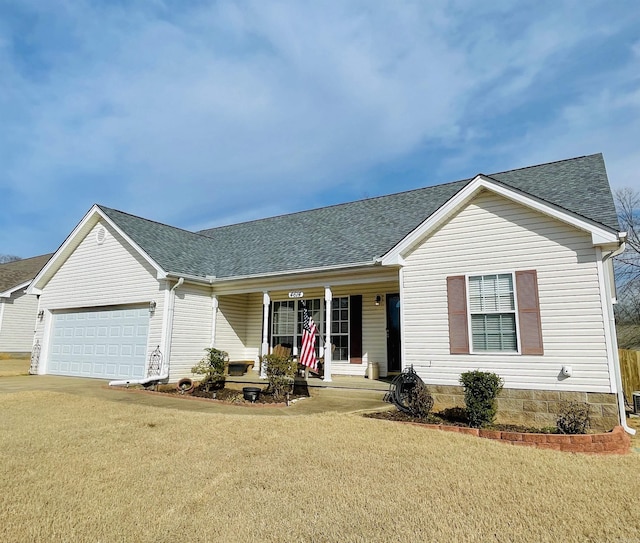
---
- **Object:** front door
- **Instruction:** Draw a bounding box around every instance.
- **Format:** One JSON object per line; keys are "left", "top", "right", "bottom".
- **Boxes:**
{"left": 386, "top": 293, "right": 401, "bottom": 372}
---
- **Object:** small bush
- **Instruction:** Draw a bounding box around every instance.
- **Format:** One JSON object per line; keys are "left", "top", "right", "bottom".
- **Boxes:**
{"left": 261, "top": 353, "right": 296, "bottom": 400}
{"left": 459, "top": 370, "right": 504, "bottom": 428}
{"left": 192, "top": 348, "right": 228, "bottom": 388}
{"left": 406, "top": 382, "right": 434, "bottom": 419}
{"left": 556, "top": 401, "right": 591, "bottom": 434}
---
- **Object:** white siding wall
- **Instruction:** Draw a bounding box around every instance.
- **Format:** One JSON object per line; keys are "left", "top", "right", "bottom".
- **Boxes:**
{"left": 0, "top": 290, "right": 39, "bottom": 351}
{"left": 34, "top": 221, "right": 165, "bottom": 373}
{"left": 402, "top": 190, "right": 611, "bottom": 392}
{"left": 215, "top": 294, "right": 251, "bottom": 361}
{"left": 170, "top": 283, "right": 213, "bottom": 380}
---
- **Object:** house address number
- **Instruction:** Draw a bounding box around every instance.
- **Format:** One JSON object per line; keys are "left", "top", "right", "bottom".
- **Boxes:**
{"left": 288, "top": 291, "right": 304, "bottom": 298}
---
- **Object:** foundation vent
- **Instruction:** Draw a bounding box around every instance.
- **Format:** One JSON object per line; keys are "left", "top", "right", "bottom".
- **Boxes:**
{"left": 633, "top": 392, "right": 640, "bottom": 415}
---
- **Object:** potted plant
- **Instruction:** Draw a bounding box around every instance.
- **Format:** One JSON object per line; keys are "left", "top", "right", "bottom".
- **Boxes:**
{"left": 191, "top": 348, "right": 229, "bottom": 392}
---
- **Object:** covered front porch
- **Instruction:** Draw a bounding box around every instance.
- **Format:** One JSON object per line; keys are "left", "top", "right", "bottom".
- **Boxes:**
{"left": 210, "top": 270, "right": 402, "bottom": 382}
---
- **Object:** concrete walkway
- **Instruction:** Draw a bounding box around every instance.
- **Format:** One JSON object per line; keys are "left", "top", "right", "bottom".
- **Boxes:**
{"left": 0, "top": 374, "right": 392, "bottom": 417}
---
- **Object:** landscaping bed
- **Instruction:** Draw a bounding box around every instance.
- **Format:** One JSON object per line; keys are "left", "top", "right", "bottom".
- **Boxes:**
{"left": 148, "top": 381, "right": 310, "bottom": 406}
{"left": 364, "top": 409, "right": 631, "bottom": 454}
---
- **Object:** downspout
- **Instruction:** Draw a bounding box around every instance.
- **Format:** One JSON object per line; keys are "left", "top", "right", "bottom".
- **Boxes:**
{"left": 109, "top": 277, "right": 184, "bottom": 387}
{"left": 602, "top": 240, "right": 635, "bottom": 435}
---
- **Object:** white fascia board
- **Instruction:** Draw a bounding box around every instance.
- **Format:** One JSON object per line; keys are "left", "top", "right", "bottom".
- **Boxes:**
{"left": 28, "top": 205, "right": 166, "bottom": 294}
{"left": 380, "top": 175, "right": 619, "bottom": 265}
{"left": 0, "top": 280, "right": 33, "bottom": 298}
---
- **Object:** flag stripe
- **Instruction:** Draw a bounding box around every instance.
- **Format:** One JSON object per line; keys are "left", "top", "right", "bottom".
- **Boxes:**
{"left": 299, "top": 302, "right": 318, "bottom": 371}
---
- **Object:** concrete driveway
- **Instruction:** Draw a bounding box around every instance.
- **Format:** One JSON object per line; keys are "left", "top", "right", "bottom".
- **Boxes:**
{"left": 0, "top": 374, "right": 390, "bottom": 416}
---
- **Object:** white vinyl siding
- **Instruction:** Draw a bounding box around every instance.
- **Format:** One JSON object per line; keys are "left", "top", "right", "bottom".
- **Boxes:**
{"left": 215, "top": 293, "right": 262, "bottom": 364}
{"left": 34, "top": 221, "right": 164, "bottom": 374}
{"left": 402, "top": 190, "right": 611, "bottom": 392}
{"left": 170, "top": 284, "right": 214, "bottom": 380}
{"left": 0, "top": 290, "right": 39, "bottom": 352}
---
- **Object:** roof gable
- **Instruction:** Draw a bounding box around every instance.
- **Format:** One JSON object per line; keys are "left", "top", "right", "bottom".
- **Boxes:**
{"left": 0, "top": 254, "right": 53, "bottom": 295}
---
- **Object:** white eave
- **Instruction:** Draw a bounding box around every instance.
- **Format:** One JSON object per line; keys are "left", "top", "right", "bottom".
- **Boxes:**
{"left": 27, "top": 204, "right": 167, "bottom": 294}
{"left": 0, "top": 280, "right": 32, "bottom": 298}
{"left": 380, "top": 175, "right": 621, "bottom": 265}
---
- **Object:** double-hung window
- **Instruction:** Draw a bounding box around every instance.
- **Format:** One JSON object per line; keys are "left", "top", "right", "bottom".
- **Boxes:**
{"left": 446, "top": 270, "right": 543, "bottom": 355}
{"left": 468, "top": 273, "right": 517, "bottom": 352}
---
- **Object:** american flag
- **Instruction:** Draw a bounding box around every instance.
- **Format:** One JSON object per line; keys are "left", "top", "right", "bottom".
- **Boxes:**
{"left": 299, "top": 302, "right": 318, "bottom": 370}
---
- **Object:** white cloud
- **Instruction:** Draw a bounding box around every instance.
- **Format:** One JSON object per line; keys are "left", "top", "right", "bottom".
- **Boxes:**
{"left": 0, "top": 0, "right": 639, "bottom": 254}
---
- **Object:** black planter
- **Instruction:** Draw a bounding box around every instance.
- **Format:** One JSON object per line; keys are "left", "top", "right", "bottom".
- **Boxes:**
{"left": 242, "top": 387, "right": 261, "bottom": 402}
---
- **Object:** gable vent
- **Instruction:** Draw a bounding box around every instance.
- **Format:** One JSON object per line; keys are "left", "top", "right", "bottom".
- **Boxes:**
{"left": 96, "top": 226, "right": 107, "bottom": 245}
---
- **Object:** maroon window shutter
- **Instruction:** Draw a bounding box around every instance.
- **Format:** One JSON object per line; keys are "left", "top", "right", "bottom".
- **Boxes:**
{"left": 515, "top": 270, "right": 544, "bottom": 355}
{"left": 349, "top": 295, "right": 363, "bottom": 363}
{"left": 447, "top": 276, "right": 469, "bottom": 354}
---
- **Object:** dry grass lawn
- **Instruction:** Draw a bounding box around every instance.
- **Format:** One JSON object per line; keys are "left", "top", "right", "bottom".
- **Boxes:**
{"left": 0, "top": 356, "right": 30, "bottom": 377}
{"left": 1, "top": 391, "right": 639, "bottom": 543}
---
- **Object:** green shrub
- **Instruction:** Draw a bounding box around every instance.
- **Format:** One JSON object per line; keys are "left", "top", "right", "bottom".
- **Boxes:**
{"left": 192, "top": 348, "right": 228, "bottom": 388}
{"left": 406, "top": 382, "right": 435, "bottom": 419}
{"left": 261, "top": 353, "right": 296, "bottom": 400}
{"left": 556, "top": 401, "right": 591, "bottom": 434}
{"left": 459, "top": 370, "right": 504, "bottom": 428}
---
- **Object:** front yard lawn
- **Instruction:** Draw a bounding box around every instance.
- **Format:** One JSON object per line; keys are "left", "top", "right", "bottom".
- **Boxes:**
{"left": 1, "top": 391, "right": 639, "bottom": 542}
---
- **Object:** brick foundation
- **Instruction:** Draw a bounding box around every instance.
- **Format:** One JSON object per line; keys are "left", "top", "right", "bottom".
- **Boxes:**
{"left": 428, "top": 385, "right": 620, "bottom": 432}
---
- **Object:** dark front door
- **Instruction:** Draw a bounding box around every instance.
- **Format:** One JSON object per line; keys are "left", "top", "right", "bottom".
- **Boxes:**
{"left": 386, "top": 293, "right": 401, "bottom": 372}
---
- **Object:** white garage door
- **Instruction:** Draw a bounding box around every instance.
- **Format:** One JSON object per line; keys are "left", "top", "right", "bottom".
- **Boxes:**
{"left": 48, "top": 306, "right": 149, "bottom": 379}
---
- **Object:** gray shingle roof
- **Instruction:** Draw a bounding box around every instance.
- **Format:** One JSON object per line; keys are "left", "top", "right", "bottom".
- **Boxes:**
{"left": 0, "top": 253, "right": 54, "bottom": 294}
{"left": 101, "top": 154, "right": 619, "bottom": 280}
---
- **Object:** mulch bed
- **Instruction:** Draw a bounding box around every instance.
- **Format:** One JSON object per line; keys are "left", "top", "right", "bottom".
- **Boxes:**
{"left": 153, "top": 381, "right": 311, "bottom": 406}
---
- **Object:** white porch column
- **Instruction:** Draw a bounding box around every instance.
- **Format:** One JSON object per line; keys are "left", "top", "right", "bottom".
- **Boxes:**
{"left": 323, "top": 286, "right": 332, "bottom": 382}
{"left": 260, "top": 291, "right": 270, "bottom": 378}
{"left": 210, "top": 294, "right": 218, "bottom": 348}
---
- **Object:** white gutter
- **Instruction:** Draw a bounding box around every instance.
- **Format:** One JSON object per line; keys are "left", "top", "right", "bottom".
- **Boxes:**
{"left": 602, "top": 240, "right": 635, "bottom": 435}
{"left": 109, "top": 277, "right": 184, "bottom": 387}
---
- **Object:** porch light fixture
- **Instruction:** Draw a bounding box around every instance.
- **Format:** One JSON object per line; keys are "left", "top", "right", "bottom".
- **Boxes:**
{"left": 375, "top": 295, "right": 381, "bottom": 306}
{"left": 37, "top": 310, "right": 44, "bottom": 320}
{"left": 149, "top": 301, "right": 156, "bottom": 313}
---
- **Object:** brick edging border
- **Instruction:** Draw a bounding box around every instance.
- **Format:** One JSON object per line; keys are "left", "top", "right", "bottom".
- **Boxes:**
{"left": 406, "top": 422, "right": 631, "bottom": 454}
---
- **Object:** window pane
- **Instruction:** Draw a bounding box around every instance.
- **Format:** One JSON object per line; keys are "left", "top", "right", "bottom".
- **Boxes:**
{"left": 469, "top": 274, "right": 514, "bottom": 313}
{"left": 471, "top": 314, "right": 517, "bottom": 352}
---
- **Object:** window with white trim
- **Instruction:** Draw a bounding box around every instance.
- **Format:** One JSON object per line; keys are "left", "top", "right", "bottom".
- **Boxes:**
{"left": 468, "top": 273, "right": 517, "bottom": 352}
{"left": 331, "top": 297, "right": 349, "bottom": 361}
{"left": 271, "top": 297, "right": 350, "bottom": 360}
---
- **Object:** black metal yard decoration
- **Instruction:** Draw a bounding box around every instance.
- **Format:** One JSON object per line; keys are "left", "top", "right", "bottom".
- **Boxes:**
{"left": 386, "top": 365, "right": 425, "bottom": 415}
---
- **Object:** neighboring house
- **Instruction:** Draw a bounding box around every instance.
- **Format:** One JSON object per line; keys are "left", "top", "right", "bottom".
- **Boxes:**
{"left": 0, "top": 254, "right": 53, "bottom": 353}
{"left": 27, "top": 154, "right": 629, "bottom": 431}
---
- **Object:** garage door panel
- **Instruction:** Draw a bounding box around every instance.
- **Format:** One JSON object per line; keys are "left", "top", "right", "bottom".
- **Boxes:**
{"left": 49, "top": 306, "right": 149, "bottom": 380}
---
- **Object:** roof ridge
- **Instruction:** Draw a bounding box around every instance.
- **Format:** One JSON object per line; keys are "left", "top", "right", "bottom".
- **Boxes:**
{"left": 489, "top": 153, "right": 601, "bottom": 177}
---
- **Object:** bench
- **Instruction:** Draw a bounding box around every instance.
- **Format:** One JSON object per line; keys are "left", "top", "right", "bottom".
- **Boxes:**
{"left": 226, "top": 361, "right": 254, "bottom": 376}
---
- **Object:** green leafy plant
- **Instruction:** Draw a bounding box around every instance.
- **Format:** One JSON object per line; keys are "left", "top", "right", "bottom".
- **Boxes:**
{"left": 459, "top": 370, "right": 504, "bottom": 428}
{"left": 261, "top": 353, "right": 296, "bottom": 401}
{"left": 191, "top": 348, "right": 229, "bottom": 389}
{"left": 556, "top": 401, "right": 591, "bottom": 434}
{"left": 406, "top": 381, "right": 435, "bottom": 419}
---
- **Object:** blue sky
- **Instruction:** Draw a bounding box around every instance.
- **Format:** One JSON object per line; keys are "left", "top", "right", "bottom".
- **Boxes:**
{"left": 1, "top": 0, "right": 639, "bottom": 257}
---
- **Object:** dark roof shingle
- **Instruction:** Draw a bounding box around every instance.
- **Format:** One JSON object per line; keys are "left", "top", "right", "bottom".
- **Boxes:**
{"left": 0, "top": 254, "right": 54, "bottom": 293}
{"left": 101, "top": 154, "right": 619, "bottom": 280}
